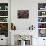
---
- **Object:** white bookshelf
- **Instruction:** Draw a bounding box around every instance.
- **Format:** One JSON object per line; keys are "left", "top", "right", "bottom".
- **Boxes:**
{"left": 0, "top": 0, "right": 11, "bottom": 45}
{"left": 38, "top": 3, "right": 46, "bottom": 37}
{"left": 0, "top": 3, "right": 8, "bottom": 38}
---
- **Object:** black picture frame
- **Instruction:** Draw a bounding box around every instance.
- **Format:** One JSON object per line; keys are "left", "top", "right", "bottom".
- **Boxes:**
{"left": 17, "top": 10, "right": 29, "bottom": 19}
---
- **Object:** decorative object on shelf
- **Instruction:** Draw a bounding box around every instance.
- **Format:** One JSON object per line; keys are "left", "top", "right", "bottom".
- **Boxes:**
{"left": 0, "top": 11, "right": 8, "bottom": 16}
{"left": 0, "top": 3, "right": 8, "bottom": 10}
{"left": 5, "top": 6, "right": 8, "bottom": 10}
{"left": 38, "top": 11, "right": 46, "bottom": 16}
{"left": 38, "top": 23, "right": 46, "bottom": 28}
{"left": 15, "top": 35, "right": 32, "bottom": 46}
{"left": 0, "top": 6, "right": 1, "bottom": 10}
{"left": 38, "top": 3, "right": 46, "bottom": 10}
{"left": 19, "top": 35, "right": 28, "bottom": 40}
{"left": 43, "top": 39, "right": 45, "bottom": 40}
{"left": 43, "top": 38, "right": 46, "bottom": 46}
{"left": 38, "top": 29, "right": 46, "bottom": 37}
{"left": 0, "top": 23, "right": 8, "bottom": 30}
{"left": 29, "top": 25, "right": 35, "bottom": 30}
{"left": 45, "top": 6, "right": 46, "bottom": 9}
{"left": 42, "top": 12, "right": 45, "bottom": 15}
{"left": 40, "top": 8, "right": 44, "bottom": 10}
{"left": 0, "top": 17, "right": 8, "bottom": 22}
{"left": 42, "top": 11, "right": 46, "bottom": 16}
{"left": 17, "top": 10, "right": 29, "bottom": 19}
{"left": 38, "top": 17, "right": 43, "bottom": 22}
{"left": 11, "top": 23, "right": 16, "bottom": 30}
{"left": 0, "top": 23, "right": 8, "bottom": 37}
{"left": 38, "top": 17, "right": 46, "bottom": 22}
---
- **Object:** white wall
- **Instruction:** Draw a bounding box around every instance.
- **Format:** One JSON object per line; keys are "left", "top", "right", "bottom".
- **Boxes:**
{"left": 11, "top": 0, "right": 46, "bottom": 46}
{"left": 11, "top": 0, "right": 38, "bottom": 30}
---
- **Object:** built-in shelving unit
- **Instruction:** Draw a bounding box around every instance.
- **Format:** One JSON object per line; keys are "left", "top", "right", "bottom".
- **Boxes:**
{"left": 0, "top": 3, "right": 8, "bottom": 37}
{"left": 38, "top": 3, "right": 46, "bottom": 37}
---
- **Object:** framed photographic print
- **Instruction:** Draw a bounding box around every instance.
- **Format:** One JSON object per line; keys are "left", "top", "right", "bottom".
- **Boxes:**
{"left": 17, "top": 10, "right": 29, "bottom": 19}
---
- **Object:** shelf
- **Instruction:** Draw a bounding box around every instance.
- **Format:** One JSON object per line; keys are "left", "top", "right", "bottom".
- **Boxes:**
{"left": 38, "top": 28, "right": 46, "bottom": 29}
{"left": 38, "top": 22, "right": 46, "bottom": 23}
{"left": 0, "top": 16, "right": 8, "bottom": 17}
{"left": 0, "top": 22, "right": 8, "bottom": 23}
{"left": 38, "top": 15, "right": 46, "bottom": 17}
{"left": 0, "top": 10, "right": 8, "bottom": 11}
{"left": 38, "top": 10, "right": 46, "bottom": 11}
